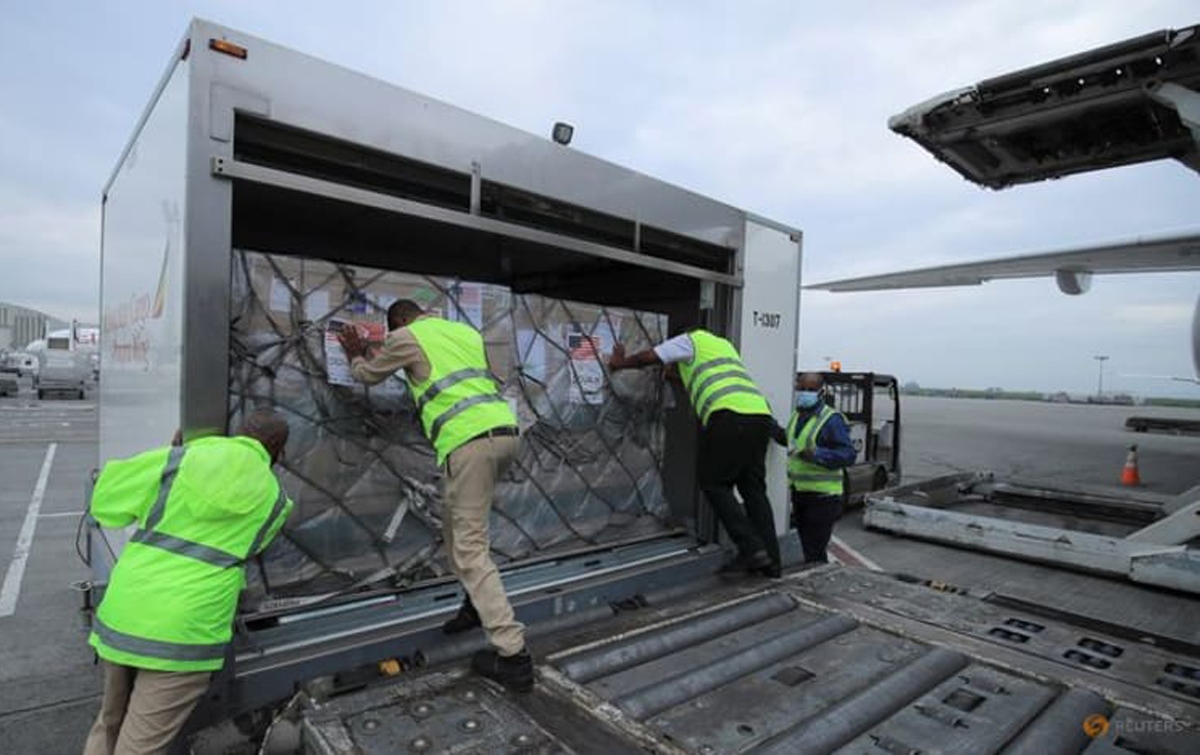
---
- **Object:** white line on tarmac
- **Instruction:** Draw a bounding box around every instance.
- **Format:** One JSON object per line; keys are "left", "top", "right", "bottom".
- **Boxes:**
{"left": 38, "top": 511, "right": 83, "bottom": 519}
{"left": 0, "top": 442, "right": 58, "bottom": 617}
{"left": 829, "top": 535, "right": 884, "bottom": 572}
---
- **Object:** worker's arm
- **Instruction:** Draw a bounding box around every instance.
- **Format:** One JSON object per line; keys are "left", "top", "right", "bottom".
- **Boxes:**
{"left": 343, "top": 327, "right": 425, "bottom": 386}
{"left": 609, "top": 333, "right": 693, "bottom": 372}
{"left": 811, "top": 413, "right": 857, "bottom": 468}
{"left": 253, "top": 485, "right": 294, "bottom": 556}
{"left": 770, "top": 415, "right": 789, "bottom": 447}
{"left": 90, "top": 446, "right": 174, "bottom": 527}
{"left": 607, "top": 343, "right": 662, "bottom": 371}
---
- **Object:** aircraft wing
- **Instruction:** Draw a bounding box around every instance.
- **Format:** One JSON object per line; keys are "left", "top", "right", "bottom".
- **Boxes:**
{"left": 890, "top": 24, "right": 1200, "bottom": 189}
{"left": 806, "top": 231, "right": 1200, "bottom": 293}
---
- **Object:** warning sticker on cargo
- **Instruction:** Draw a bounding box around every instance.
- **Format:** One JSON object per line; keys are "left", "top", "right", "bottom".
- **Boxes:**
{"left": 269, "top": 277, "right": 294, "bottom": 312}
{"left": 325, "top": 319, "right": 384, "bottom": 387}
{"left": 567, "top": 331, "right": 608, "bottom": 405}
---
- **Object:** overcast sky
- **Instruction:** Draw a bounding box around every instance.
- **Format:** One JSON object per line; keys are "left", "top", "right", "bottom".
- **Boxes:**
{"left": 1, "top": 1, "right": 1197, "bottom": 396}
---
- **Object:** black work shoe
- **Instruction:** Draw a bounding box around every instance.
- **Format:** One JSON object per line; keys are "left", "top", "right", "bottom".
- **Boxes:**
{"left": 758, "top": 563, "right": 782, "bottom": 579}
{"left": 717, "top": 558, "right": 744, "bottom": 575}
{"left": 472, "top": 647, "right": 534, "bottom": 693}
{"left": 442, "top": 599, "right": 481, "bottom": 635}
{"left": 743, "top": 550, "right": 773, "bottom": 572}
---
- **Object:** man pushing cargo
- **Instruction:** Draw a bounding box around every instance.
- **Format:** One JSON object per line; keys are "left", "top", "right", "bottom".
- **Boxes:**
{"left": 609, "top": 328, "right": 780, "bottom": 577}
{"left": 339, "top": 300, "right": 532, "bottom": 692}
{"left": 84, "top": 411, "right": 293, "bottom": 755}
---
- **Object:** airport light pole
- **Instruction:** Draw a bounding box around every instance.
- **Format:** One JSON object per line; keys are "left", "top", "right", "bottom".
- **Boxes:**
{"left": 1094, "top": 355, "right": 1109, "bottom": 398}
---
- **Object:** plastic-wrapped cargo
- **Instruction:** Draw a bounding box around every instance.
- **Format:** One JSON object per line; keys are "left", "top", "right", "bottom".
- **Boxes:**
{"left": 229, "top": 250, "right": 670, "bottom": 601}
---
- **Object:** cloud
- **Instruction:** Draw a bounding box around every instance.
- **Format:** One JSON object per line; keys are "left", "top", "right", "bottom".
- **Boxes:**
{"left": 0, "top": 0, "right": 1196, "bottom": 395}
{"left": 1111, "top": 303, "right": 1197, "bottom": 327}
{"left": 0, "top": 190, "right": 100, "bottom": 322}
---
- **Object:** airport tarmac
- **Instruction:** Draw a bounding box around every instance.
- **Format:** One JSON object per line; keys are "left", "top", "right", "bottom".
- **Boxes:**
{"left": 833, "top": 396, "right": 1200, "bottom": 652}
{"left": 0, "top": 388, "right": 1196, "bottom": 752}
{"left": 0, "top": 379, "right": 101, "bottom": 753}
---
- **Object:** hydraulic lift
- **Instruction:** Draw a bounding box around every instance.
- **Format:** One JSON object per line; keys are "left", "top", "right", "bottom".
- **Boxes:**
{"left": 864, "top": 474, "right": 1200, "bottom": 594}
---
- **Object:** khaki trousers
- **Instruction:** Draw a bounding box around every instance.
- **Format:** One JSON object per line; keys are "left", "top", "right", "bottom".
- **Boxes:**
{"left": 82, "top": 661, "right": 211, "bottom": 755}
{"left": 443, "top": 434, "right": 525, "bottom": 656}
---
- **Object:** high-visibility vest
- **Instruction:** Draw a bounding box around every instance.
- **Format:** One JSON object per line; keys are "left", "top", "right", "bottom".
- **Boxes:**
{"left": 89, "top": 436, "right": 291, "bottom": 672}
{"left": 406, "top": 317, "right": 517, "bottom": 466}
{"left": 676, "top": 330, "right": 771, "bottom": 426}
{"left": 786, "top": 403, "right": 845, "bottom": 495}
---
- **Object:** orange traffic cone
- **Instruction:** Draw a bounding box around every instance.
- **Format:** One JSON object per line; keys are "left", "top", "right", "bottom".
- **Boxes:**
{"left": 1120, "top": 445, "right": 1141, "bottom": 486}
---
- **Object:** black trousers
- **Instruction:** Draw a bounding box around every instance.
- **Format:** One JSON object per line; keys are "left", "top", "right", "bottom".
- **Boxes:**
{"left": 697, "top": 411, "right": 779, "bottom": 566}
{"left": 792, "top": 491, "right": 843, "bottom": 563}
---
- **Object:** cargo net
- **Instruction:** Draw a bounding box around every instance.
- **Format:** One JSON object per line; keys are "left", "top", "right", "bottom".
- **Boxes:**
{"left": 230, "top": 250, "right": 671, "bottom": 606}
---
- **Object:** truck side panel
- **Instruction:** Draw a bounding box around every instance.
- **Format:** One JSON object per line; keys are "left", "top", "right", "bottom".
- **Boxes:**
{"left": 737, "top": 220, "right": 802, "bottom": 534}
{"left": 99, "top": 53, "right": 187, "bottom": 464}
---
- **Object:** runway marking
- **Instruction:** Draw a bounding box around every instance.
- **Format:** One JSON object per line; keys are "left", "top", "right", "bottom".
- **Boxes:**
{"left": 38, "top": 511, "right": 84, "bottom": 519}
{"left": 829, "top": 535, "right": 883, "bottom": 572}
{"left": 0, "top": 443, "right": 58, "bottom": 617}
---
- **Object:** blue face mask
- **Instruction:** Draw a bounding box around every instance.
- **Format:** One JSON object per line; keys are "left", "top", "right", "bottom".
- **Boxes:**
{"left": 795, "top": 390, "right": 821, "bottom": 409}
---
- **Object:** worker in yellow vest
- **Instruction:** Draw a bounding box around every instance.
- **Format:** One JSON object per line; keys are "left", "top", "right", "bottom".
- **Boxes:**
{"left": 609, "top": 328, "right": 780, "bottom": 576}
{"left": 83, "top": 411, "right": 292, "bottom": 755}
{"left": 339, "top": 299, "right": 531, "bottom": 692}
{"left": 776, "top": 372, "right": 856, "bottom": 562}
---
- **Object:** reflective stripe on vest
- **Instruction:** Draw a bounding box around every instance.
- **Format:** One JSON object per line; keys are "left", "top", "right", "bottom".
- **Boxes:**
{"left": 429, "top": 393, "right": 507, "bottom": 444}
{"left": 677, "top": 331, "right": 770, "bottom": 426}
{"left": 787, "top": 404, "right": 845, "bottom": 494}
{"left": 415, "top": 368, "right": 496, "bottom": 414}
{"left": 128, "top": 486, "right": 288, "bottom": 569}
{"left": 144, "top": 445, "right": 185, "bottom": 530}
{"left": 93, "top": 615, "right": 226, "bottom": 663}
{"left": 130, "top": 530, "right": 242, "bottom": 568}
{"left": 90, "top": 437, "right": 290, "bottom": 672}
{"left": 128, "top": 450, "right": 288, "bottom": 569}
{"left": 406, "top": 318, "right": 517, "bottom": 465}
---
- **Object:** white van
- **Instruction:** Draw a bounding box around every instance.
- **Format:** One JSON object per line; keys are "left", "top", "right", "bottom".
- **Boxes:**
{"left": 37, "top": 348, "right": 90, "bottom": 400}
{"left": 0, "top": 351, "right": 38, "bottom": 378}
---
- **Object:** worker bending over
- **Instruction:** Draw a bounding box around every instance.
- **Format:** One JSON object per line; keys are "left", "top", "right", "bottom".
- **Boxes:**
{"left": 609, "top": 327, "right": 780, "bottom": 576}
{"left": 84, "top": 411, "right": 293, "bottom": 755}
{"left": 339, "top": 300, "right": 532, "bottom": 692}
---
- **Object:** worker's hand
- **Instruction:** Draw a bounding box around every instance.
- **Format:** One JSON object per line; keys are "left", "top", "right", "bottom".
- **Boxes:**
{"left": 170, "top": 429, "right": 183, "bottom": 447}
{"left": 607, "top": 343, "right": 626, "bottom": 371}
{"left": 769, "top": 419, "right": 787, "bottom": 447}
{"left": 798, "top": 448, "right": 815, "bottom": 462}
{"left": 338, "top": 325, "right": 365, "bottom": 360}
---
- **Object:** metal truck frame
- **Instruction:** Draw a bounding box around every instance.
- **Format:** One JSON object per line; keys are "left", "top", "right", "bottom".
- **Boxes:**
{"left": 89, "top": 21, "right": 1200, "bottom": 753}
{"left": 95, "top": 18, "right": 803, "bottom": 723}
